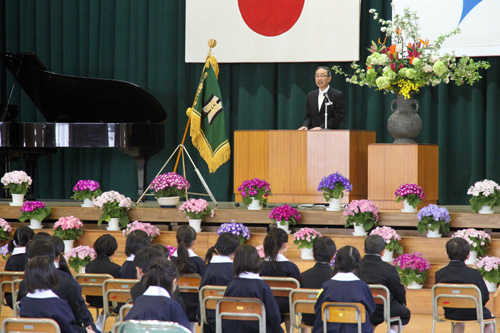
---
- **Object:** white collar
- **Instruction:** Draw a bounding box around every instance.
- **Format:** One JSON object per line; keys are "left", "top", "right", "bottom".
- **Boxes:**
{"left": 143, "top": 286, "right": 171, "bottom": 298}
{"left": 126, "top": 254, "right": 135, "bottom": 261}
{"left": 26, "top": 289, "right": 59, "bottom": 299}
{"left": 332, "top": 272, "right": 359, "bottom": 281}
{"left": 12, "top": 247, "right": 26, "bottom": 255}
{"left": 54, "top": 262, "right": 59, "bottom": 268}
{"left": 319, "top": 86, "right": 330, "bottom": 95}
{"left": 210, "top": 255, "right": 233, "bottom": 263}
{"left": 264, "top": 253, "right": 289, "bottom": 262}
{"left": 172, "top": 249, "right": 198, "bottom": 258}
{"left": 238, "top": 272, "right": 263, "bottom": 280}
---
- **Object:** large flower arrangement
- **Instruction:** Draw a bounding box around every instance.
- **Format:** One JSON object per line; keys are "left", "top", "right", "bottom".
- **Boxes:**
{"left": 395, "top": 183, "right": 424, "bottom": 209}
{"left": 18, "top": 201, "right": 51, "bottom": 223}
{"left": 293, "top": 228, "right": 322, "bottom": 250}
{"left": 238, "top": 178, "right": 272, "bottom": 206}
{"left": 393, "top": 252, "right": 431, "bottom": 286}
{"left": 93, "top": 190, "right": 132, "bottom": 227}
{"left": 179, "top": 198, "right": 213, "bottom": 219}
{"left": 123, "top": 221, "right": 160, "bottom": 241}
{"left": 417, "top": 204, "right": 450, "bottom": 235}
{"left": 71, "top": 180, "right": 102, "bottom": 202}
{"left": 0, "top": 219, "right": 12, "bottom": 242}
{"left": 452, "top": 229, "right": 491, "bottom": 257}
{"left": 343, "top": 199, "right": 379, "bottom": 231}
{"left": 218, "top": 223, "right": 250, "bottom": 244}
{"left": 269, "top": 204, "right": 301, "bottom": 226}
{"left": 332, "top": 7, "right": 490, "bottom": 99}
{"left": 53, "top": 216, "right": 84, "bottom": 241}
{"left": 150, "top": 172, "right": 190, "bottom": 198}
{"left": 467, "top": 179, "right": 500, "bottom": 213}
{"left": 65, "top": 245, "right": 96, "bottom": 271}
{"left": 369, "top": 226, "right": 403, "bottom": 254}
{"left": 475, "top": 256, "right": 500, "bottom": 284}
{"left": 1, "top": 170, "right": 32, "bottom": 194}
{"left": 317, "top": 172, "right": 353, "bottom": 201}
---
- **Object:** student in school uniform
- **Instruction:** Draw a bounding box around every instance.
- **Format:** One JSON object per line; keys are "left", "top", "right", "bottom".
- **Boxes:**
{"left": 223, "top": 244, "right": 284, "bottom": 333}
{"left": 312, "top": 246, "right": 376, "bottom": 333}
{"left": 119, "top": 229, "right": 151, "bottom": 279}
{"left": 125, "top": 257, "right": 190, "bottom": 330}
{"left": 199, "top": 232, "right": 241, "bottom": 333}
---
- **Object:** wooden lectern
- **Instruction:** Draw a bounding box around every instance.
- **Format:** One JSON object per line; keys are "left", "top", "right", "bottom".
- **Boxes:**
{"left": 233, "top": 130, "right": 376, "bottom": 204}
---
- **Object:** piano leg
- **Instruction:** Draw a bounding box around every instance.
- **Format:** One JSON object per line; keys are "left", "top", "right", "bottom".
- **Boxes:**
{"left": 134, "top": 155, "right": 148, "bottom": 199}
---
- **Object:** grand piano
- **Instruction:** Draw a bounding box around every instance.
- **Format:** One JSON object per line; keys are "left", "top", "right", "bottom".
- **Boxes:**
{"left": 0, "top": 53, "right": 167, "bottom": 197}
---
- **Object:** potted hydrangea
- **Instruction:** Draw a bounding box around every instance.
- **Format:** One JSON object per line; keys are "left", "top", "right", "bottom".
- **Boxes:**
{"left": 19, "top": 201, "right": 51, "bottom": 230}
{"left": 178, "top": 198, "right": 213, "bottom": 232}
{"left": 395, "top": 183, "right": 425, "bottom": 212}
{"left": 65, "top": 245, "right": 96, "bottom": 273}
{"left": 123, "top": 221, "right": 160, "bottom": 241}
{"left": 71, "top": 180, "right": 102, "bottom": 207}
{"left": 417, "top": 204, "right": 450, "bottom": 238}
{"left": 149, "top": 172, "right": 190, "bottom": 208}
{"left": 269, "top": 204, "right": 301, "bottom": 234}
{"left": 53, "top": 216, "right": 84, "bottom": 252}
{"left": 293, "top": 228, "right": 322, "bottom": 260}
{"left": 475, "top": 256, "right": 500, "bottom": 292}
{"left": 343, "top": 199, "right": 379, "bottom": 236}
{"left": 317, "top": 172, "right": 352, "bottom": 211}
{"left": 452, "top": 228, "right": 491, "bottom": 265}
{"left": 369, "top": 226, "right": 403, "bottom": 262}
{"left": 218, "top": 222, "right": 250, "bottom": 244}
{"left": 0, "top": 219, "right": 12, "bottom": 242}
{"left": 1, "top": 170, "right": 32, "bottom": 206}
{"left": 93, "top": 190, "right": 132, "bottom": 230}
{"left": 238, "top": 178, "right": 272, "bottom": 210}
{"left": 467, "top": 179, "right": 500, "bottom": 214}
{"left": 393, "top": 252, "right": 431, "bottom": 289}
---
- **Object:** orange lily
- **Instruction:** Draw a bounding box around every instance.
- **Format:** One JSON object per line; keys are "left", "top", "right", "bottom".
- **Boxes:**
{"left": 388, "top": 44, "right": 396, "bottom": 55}
{"left": 378, "top": 36, "right": 387, "bottom": 45}
{"left": 367, "top": 66, "right": 372, "bottom": 70}
{"left": 410, "top": 57, "right": 416, "bottom": 64}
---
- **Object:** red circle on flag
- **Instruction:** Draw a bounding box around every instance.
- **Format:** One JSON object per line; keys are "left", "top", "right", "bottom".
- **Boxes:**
{"left": 238, "top": 0, "right": 305, "bottom": 37}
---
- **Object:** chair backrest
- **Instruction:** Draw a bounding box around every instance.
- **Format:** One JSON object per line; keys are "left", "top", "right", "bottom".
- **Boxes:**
{"left": 178, "top": 274, "right": 202, "bottom": 293}
{"left": 1, "top": 271, "right": 24, "bottom": 293}
{"left": 322, "top": 302, "right": 366, "bottom": 333}
{"left": 2, "top": 317, "right": 61, "bottom": 333}
{"left": 76, "top": 273, "right": 113, "bottom": 297}
{"left": 216, "top": 297, "right": 266, "bottom": 333}
{"left": 262, "top": 276, "right": 300, "bottom": 297}
{"left": 369, "top": 284, "right": 390, "bottom": 317}
{"left": 113, "top": 320, "right": 191, "bottom": 333}
{"left": 432, "top": 283, "right": 483, "bottom": 323}
{"left": 289, "top": 288, "right": 320, "bottom": 329}
{"left": 119, "top": 303, "right": 133, "bottom": 322}
{"left": 11, "top": 279, "right": 23, "bottom": 305}
{"left": 102, "top": 278, "right": 137, "bottom": 317}
{"left": 199, "top": 285, "right": 226, "bottom": 326}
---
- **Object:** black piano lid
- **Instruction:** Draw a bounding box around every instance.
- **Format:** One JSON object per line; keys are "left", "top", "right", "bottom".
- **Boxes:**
{"left": 0, "top": 53, "right": 167, "bottom": 124}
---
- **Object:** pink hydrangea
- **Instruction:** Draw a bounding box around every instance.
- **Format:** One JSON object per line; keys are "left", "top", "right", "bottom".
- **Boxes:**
{"left": 123, "top": 221, "right": 160, "bottom": 240}
{"left": 293, "top": 228, "right": 322, "bottom": 249}
{"left": 54, "top": 216, "right": 83, "bottom": 230}
{"left": 179, "top": 198, "right": 212, "bottom": 219}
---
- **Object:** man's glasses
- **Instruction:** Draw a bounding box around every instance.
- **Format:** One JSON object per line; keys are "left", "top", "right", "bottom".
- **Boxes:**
{"left": 315, "top": 75, "right": 330, "bottom": 78}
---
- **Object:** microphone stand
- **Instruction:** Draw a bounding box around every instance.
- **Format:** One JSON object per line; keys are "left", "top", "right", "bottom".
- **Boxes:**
{"left": 323, "top": 92, "right": 332, "bottom": 130}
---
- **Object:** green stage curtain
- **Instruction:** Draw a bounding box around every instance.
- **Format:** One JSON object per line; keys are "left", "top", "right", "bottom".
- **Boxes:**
{"left": 1, "top": 0, "right": 498, "bottom": 204}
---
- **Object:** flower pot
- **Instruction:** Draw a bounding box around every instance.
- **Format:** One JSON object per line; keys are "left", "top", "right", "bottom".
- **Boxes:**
{"left": 479, "top": 205, "right": 494, "bottom": 214}
{"left": 247, "top": 198, "right": 263, "bottom": 210}
{"left": 81, "top": 198, "right": 94, "bottom": 207}
{"left": 465, "top": 250, "right": 478, "bottom": 265}
{"left": 10, "top": 193, "right": 25, "bottom": 206}
{"left": 388, "top": 94, "right": 422, "bottom": 144}
{"left": 188, "top": 219, "right": 202, "bottom": 232}
{"left": 325, "top": 198, "right": 341, "bottom": 212}
{"left": 63, "top": 240, "right": 74, "bottom": 253}
{"left": 381, "top": 250, "right": 394, "bottom": 263}
{"left": 157, "top": 196, "right": 180, "bottom": 208}
{"left": 107, "top": 218, "right": 120, "bottom": 231}
{"left": 79, "top": 266, "right": 86, "bottom": 274}
{"left": 426, "top": 227, "right": 442, "bottom": 238}
{"left": 485, "top": 280, "right": 498, "bottom": 292}
{"left": 352, "top": 224, "right": 367, "bottom": 236}
{"left": 406, "top": 281, "right": 423, "bottom": 289}
{"left": 300, "top": 247, "right": 314, "bottom": 260}
{"left": 401, "top": 199, "right": 417, "bottom": 213}
{"left": 29, "top": 219, "right": 42, "bottom": 230}
{"left": 277, "top": 220, "right": 290, "bottom": 234}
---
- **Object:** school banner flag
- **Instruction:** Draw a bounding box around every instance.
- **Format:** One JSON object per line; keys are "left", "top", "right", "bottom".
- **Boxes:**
{"left": 186, "top": 56, "right": 230, "bottom": 173}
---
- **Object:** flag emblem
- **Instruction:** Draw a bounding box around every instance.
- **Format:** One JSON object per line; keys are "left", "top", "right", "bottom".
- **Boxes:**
{"left": 202, "top": 94, "right": 222, "bottom": 125}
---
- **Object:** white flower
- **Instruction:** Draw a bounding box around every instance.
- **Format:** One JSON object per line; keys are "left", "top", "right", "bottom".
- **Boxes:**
{"left": 423, "top": 64, "right": 433, "bottom": 73}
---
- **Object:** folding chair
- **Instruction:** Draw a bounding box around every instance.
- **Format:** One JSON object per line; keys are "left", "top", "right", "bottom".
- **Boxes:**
{"left": 199, "top": 285, "right": 226, "bottom": 331}
{"left": 432, "top": 283, "right": 497, "bottom": 333}
{"left": 322, "top": 302, "right": 366, "bottom": 333}
{"left": 262, "top": 276, "right": 300, "bottom": 298}
{"left": 178, "top": 274, "right": 202, "bottom": 293}
{"left": 119, "top": 303, "right": 133, "bottom": 322}
{"left": 11, "top": 279, "right": 23, "bottom": 314}
{"left": 111, "top": 320, "right": 191, "bottom": 333}
{"left": 0, "top": 271, "right": 24, "bottom": 313}
{"left": 75, "top": 273, "right": 113, "bottom": 318}
{"left": 2, "top": 317, "right": 61, "bottom": 333}
{"left": 216, "top": 297, "right": 266, "bottom": 333}
{"left": 102, "top": 278, "right": 137, "bottom": 329}
{"left": 289, "top": 288, "right": 320, "bottom": 332}
{"left": 369, "top": 284, "right": 403, "bottom": 333}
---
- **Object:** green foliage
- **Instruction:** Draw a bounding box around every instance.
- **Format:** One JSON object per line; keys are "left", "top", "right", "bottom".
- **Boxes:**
{"left": 470, "top": 193, "right": 499, "bottom": 213}
{"left": 345, "top": 212, "right": 377, "bottom": 231}
{"left": 19, "top": 207, "right": 51, "bottom": 223}
{"left": 97, "top": 201, "right": 130, "bottom": 228}
{"left": 53, "top": 228, "right": 84, "bottom": 241}
{"left": 397, "top": 267, "right": 428, "bottom": 285}
{"left": 71, "top": 189, "right": 102, "bottom": 201}
{"left": 395, "top": 194, "right": 421, "bottom": 209}
{"left": 4, "top": 183, "right": 30, "bottom": 195}
{"left": 417, "top": 216, "right": 450, "bottom": 235}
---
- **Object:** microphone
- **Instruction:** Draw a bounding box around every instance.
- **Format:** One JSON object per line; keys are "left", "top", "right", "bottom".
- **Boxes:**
{"left": 324, "top": 92, "right": 332, "bottom": 105}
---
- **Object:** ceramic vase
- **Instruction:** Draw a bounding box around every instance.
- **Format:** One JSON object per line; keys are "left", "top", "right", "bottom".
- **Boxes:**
{"left": 401, "top": 199, "right": 417, "bottom": 213}
{"left": 10, "top": 193, "right": 24, "bottom": 206}
{"left": 352, "top": 224, "right": 367, "bottom": 236}
{"left": 300, "top": 247, "right": 314, "bottom": 260}
{"left": 382, "top": 250, "right": 394, "bottom": 263}
{"left": 485, "top": 280, "right": 498, "bottom": 292}
{"left": 388, "top": 93, "right": 422, "bottom": 144}
{"left": 29, "top": 219, "right": 42, "bottom": 230}
{"left": 277, "top": 220, "right": 290, "bottom": 234}
{"left": 157, "top": 196, "right": 180, "bottom": 208}
{"left": 247, "top": 198, "right": 263, "bottom": 210}
{"left": 426, "top": 227, "right": 441, "bottom": 238}
{"left": 188, "top": 219, "right": 202, "bottom": 232}
{"left": 406, "top": 281, "right": 423, "bottom": 289}
{"left": 479, "top": 205, "right": 494, "bottom": 214}
{"left": 465, "top": 250, "right": 478, "bottom": 265}
{"left": 107, "top": 217, "right": 120, "bottom": 231}
{"left": 63, "top": 239, "right": 74, "bottom": 253}
{"left": 325, "top": 198, "right": 341, "bottom": 211}
{"left": 81, "top": 198, "right": 94, "bottom": 207}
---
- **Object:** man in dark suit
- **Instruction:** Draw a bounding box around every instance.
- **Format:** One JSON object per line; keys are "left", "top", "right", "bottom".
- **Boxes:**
{"left": 359, "top": 235, "right": 411, "bottom": 332}
{"left": 298, "top": 66, "right": 345, "bottom": 130}
{"left": 435, "top": 238, "right": 494, "bottom": 333}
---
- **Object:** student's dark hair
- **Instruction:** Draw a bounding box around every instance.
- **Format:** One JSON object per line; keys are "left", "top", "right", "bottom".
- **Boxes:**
{"left": 93, "top": 234, "right": 118, "bottom": 258}
{"left": 446, "top": 237, "right": 470, "bottom": 261}
{"left": 25, "top": 256, "right": 59, "bottom": 293}
{"left": 333, "top": 246, "right": 361, "bottom": 275}
{"left": 233, "top": 245, "right": 262, "bottom": 276}
{"left": 150, "top": 244, "right": 170, "bottom": 258}
{"left": 134, "top": 246, "right": 166, "bottom": 274}
{"left": 144, "top": 257, "right": 179, "bottom": 295}
{"left": 125, "top": 230, "right": 151, "bottom": 257}
{"left": 48, "top": 236, "right": 72, "bottom": 275}
{"left": 313, "top": 237, "right": 336, "bottom": 263}
{"left": 8, "top": 226, "right": 34, "bottom": 252}
{"left": 205, "top": 232, "right": 240, "bottom": 264}
{"left": 364, "top": 235, "right": 386, "bottom": 255}
{"left": 176, "top": 226, "right": 197, "bottom": 273}
{"left": 316, "top": 66, "right": 332, "bottom": 77}
{"left": 33, "top": 231, "right": 51, "bottom": 240}
{"left": 263, "top": 228, "right": 288, "bottom": 263}
{"left": 27, "top": 239, "right": 56, "bottom": 260}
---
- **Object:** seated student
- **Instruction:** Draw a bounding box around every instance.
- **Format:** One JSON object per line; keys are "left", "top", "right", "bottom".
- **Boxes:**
{"left": 223, "top": 245, "right": 284, "bottom": 333}
{"left": 119, "top": 229, "right": 151, "bottom": 279}
{"left": 19, "top": 256, "right": 82, "bottom": 333}
{"left": 435, "top": 238, "right": 495, "bottom": 333}
{"left": 359, "top": 235, "right": 411, "bottom": 332}
{"left": 312, "top": 246, "right": 376, "bottom": 333}
{"left": 124, "top": 257, "right": 190, "bottom": 330}
{"left": 300, "top": 237, "right": 336, "bottom": 328}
